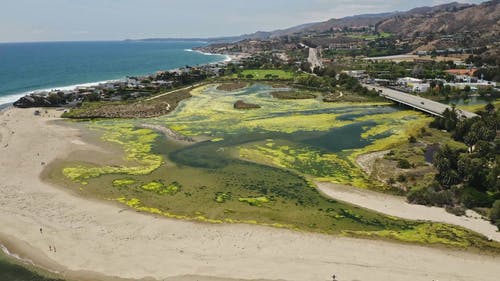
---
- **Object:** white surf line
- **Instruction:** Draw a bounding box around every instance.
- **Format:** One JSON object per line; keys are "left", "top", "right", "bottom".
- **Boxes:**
{"left": 0, "top": 244, "right": 35, "bottom": 266}
{"left": 1, "top": 242, "right": 64, "bottom": 276}
{"left": 316, "top": 182, "right": 500, "bottom": 242}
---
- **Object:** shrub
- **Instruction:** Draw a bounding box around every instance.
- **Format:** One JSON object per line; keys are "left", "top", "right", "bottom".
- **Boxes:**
{"left": 490, "top": 200, "right": 500, "bottom": 230}
{"left": 397, "top": 159, "right": 412, "bottom": 169}
{"left": 460, "top": 187, "right": 493, "bottom": 208}
{"left": 445, "top": 205, "right": 466, "bottom": 216}
{"left": 407, "top": 188, "right": 432, "bottom": 205}
{"left": 397, "top": 174, "right": 407, "bottom": 182}
{"left": 428, "top": 189, "right": 454, "bottom": 206}
{"left": 407, "top": 187, "right": 454, "bottom": 207}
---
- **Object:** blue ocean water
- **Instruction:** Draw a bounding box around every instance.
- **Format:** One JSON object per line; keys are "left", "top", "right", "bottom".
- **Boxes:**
{"left": 0, "top": 41, "right": 226, "bottom": 105}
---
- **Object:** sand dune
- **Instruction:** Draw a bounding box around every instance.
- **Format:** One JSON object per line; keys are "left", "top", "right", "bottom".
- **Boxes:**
{"left": 0, "top": 107, "right": 499, "bottom": 281}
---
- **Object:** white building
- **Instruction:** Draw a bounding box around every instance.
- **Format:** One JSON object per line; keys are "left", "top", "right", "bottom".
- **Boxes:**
{"left": 397, "top": 77, "right": 429, "bottom": 92}
{"left": 411, "top": 83, "right": 430, "bottom": 92}
{"left": 397, "top": 77, "right": 423, "bottom": 85}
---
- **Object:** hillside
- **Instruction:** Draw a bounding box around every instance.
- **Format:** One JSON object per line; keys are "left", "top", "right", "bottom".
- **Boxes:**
{"left": 377, "top": 0, "right": 500, "bottom": 46}
{"left": 136, "top": 1, "right": 476, "bottom": 43}
{"left": 241, "top": 2, "right": 474, "bottom": 38}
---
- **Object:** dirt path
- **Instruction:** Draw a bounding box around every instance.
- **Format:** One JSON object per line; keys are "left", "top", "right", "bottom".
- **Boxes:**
{"left": 147, "top": 83, "right": 203, "bottom": 101}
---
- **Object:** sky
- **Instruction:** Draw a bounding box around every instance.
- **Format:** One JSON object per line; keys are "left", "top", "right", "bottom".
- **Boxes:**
{"left": 0, "top": 0, "right": 486, "bottom": 42}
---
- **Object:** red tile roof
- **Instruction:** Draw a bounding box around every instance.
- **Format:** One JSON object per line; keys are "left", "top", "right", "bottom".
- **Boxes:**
{"left": 445, "top": 69, "right": 477, "bottom": 76}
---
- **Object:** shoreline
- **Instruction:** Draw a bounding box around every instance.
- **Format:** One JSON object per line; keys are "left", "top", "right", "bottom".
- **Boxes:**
{"left": 1, "top": 106, "right": 500, "bottom": 281}
{"left": 185, "top": 48, "right": 233, "bottom": 62}
{"left": 0, "top": 48, "right": 229, "bottom": 107}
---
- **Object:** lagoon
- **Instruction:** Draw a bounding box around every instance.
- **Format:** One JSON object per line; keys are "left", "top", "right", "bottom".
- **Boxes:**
{"left": 45, "top": 83, "right": 499, "bottom": 251}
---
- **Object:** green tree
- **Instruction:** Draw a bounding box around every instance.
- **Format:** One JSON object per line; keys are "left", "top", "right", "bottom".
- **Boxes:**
{"left": 457, "top": 154, "right": 490, "bottom": 191}
{"left": 485, "top": 102, "right": 495, "bottom": 114}
{"left": 463, "top": 121, "right": 496, "bottom": 151}
{"left": 433, "top": 145, "right": 461, "bottom": 188}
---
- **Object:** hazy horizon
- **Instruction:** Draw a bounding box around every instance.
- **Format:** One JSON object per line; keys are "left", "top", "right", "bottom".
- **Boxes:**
{"left": 0, "top": 0, "right": 486, "bottom": 43}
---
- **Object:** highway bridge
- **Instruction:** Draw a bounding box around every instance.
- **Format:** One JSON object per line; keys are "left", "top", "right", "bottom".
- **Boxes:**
{"left": 365, "top": 85, "right": 478, "bottom": 119}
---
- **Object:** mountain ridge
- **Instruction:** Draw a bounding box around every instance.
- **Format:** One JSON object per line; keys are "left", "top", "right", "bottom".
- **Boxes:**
{"left": 132, "top": 1, "right": 498, "bottom": 51}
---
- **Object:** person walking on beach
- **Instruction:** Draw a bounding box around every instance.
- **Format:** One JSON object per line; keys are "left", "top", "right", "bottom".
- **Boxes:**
{"left": 49, "top": 245, "right": 52, "bottom": 252}
{"left": 39, "top": 228, "right": 42, "bottom": 234}
{"left": 53, "top": 246, "right": 56, "bottom": 253}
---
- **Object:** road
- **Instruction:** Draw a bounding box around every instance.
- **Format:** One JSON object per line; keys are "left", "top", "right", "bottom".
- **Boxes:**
{"left": 365, "top": 84, "right": 478, "bottom": 118}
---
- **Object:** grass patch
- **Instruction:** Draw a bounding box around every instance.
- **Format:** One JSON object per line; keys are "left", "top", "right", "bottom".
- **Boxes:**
{"left": 233, "top": 69, "right": 300, "bottom": 80}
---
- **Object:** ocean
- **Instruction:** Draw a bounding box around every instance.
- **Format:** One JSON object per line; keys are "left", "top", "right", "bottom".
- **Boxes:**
{"left": 0, "top": 41, "right": 227, "bottom": 105}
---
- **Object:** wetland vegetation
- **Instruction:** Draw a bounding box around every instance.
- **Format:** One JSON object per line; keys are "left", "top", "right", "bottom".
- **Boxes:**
{"left": 46, "top": 83, "right": 500, "bottom": 252}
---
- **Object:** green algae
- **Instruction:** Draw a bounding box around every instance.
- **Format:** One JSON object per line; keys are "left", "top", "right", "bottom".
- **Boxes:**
{"left": 151, "top": 83, "right": 389, "bottom": 136}
{"left": 239, "top": 141, "right": 372, "bottom": 188}
{"left": 141, "top": 181, "right": 181, "bottom": 195}
{"left": 346, "top": 222, "right": 500, "bottom": 251}
{"left": 112, "top": 178, "right": 136, "bottom": 187}
{"left": 62, "top": 123, "right": 163, "bottom": 184}
{"left": 348, "top": 112, "right": 433, "bottom": 165}
{"left": 53, "top": 83, "right": 500, "bottom": 253}
{"left": 215, "top": 192, "right": 232, "bottom": 203}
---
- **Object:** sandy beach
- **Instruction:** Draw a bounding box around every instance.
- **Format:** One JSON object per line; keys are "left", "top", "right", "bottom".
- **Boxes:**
{"left": 1, "top": 107, "right": 500, "bottom": 281}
